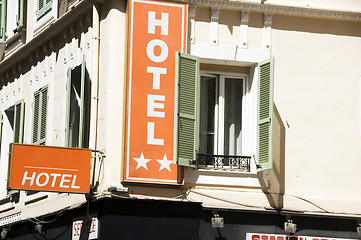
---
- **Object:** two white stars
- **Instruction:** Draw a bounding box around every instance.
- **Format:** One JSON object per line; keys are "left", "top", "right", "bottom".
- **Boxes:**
{"left": 133, "top": 152, "right": 173, "bottom": 172}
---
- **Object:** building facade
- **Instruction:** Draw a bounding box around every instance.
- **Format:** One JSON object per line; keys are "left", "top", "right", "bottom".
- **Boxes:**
{"left": 0, "top": 0, "right": 360, "bottom": 239}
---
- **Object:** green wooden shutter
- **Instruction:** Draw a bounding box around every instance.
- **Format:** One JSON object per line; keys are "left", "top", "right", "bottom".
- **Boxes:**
{"left": 173, "top": 52, "right": 199, "bottom": 167}
{"left": 13, "top": 99, "right": 25, "bottom": 143}
{"left": 32, "top": 90, "right": 40, "bottom": 143}
{"left": 36, "top": 0, "right": 52, "bottom": 20}
{"left": 32, "top": 86, "right": 48, "bottom": 145}
{"left": 16, "top": 0, "right": 24, "bottom": 32}
{"left": 257, "top": 58, "right": 274, "bottom": 171}
{"left": 0, "top": 0, "right": 6, "bottom": 43}
{"left": 39, "top": 87, "right": 48, "bottom": 144}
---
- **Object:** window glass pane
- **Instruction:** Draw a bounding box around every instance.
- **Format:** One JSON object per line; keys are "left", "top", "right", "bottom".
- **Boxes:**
{"left": 199, "top": 76, "right": 216, "bottom": 155}
{"left": 6, "top": 0, "right": 19, "bottom": 39}
{"left": 224, "top": 78, "right": 242, "bottom": 156}
{"left": 68, "top": 67, "right": 81, "bottom": 148}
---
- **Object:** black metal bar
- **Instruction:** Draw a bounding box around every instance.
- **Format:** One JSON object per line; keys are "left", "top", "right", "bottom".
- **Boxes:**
{"left": 195, "top": 154, "right": 251, "bottom": 171}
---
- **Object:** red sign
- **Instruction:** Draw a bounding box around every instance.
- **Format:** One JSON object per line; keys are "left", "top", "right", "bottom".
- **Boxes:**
{"left": 8, "top": 144, "right": 91, "bottom": 193}
{"left": 247, "top": 233, "right": 356, "bottom": 240}
{"left": 124, "top": 0, "right": 187, "bottom": 184}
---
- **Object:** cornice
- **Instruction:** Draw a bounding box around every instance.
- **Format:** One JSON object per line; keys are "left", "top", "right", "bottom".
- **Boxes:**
{"left": 175, "top": 0, "right": 361, "bottom": 22}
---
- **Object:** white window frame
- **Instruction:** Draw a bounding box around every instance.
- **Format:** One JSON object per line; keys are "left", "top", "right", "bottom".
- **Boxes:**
{"left": 199, "top": 70, "right": 252, "bottom": 157}
{"left": 5, "top": 0, "right": 19, "bottom": 41}
{"left": 0, "top": 101, "right": 24, "bottom": 199}
{"left": 33, "top": 0, "right": 57, "bottom": 34}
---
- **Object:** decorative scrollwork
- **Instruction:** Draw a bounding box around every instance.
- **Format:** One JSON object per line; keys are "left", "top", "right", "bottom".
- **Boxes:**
{"left": 195, "top": 154, "right": 251, "bottom": 171}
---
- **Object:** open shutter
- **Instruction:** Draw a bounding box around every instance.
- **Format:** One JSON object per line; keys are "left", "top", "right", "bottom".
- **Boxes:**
{"left": 32, "top": 86, "right": 48, "bottom": 145}
{"left": 257, "top": 58, "right": 274, "bottom": 171}
{"left": 173, "top": 52, "right": 199, "bottom": 167}
{"left": 16, "top": 0, "right": 24, "bottom": 32}
{"left": 32, "top": 90, "right": 40, "bottom": 143}
{"left": 39, "top": 86, "right": 48, "bottom": 144}
{"left": 36, "top": 0, "right": 52, "bottom": 20}
{"left": 0, "top": 0, "right": 6, "bottom": 43}
{"left": 13, "top": 100, "right": 24, "bottom": 143}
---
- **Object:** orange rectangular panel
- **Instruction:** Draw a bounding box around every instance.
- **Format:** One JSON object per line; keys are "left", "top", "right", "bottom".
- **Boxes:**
{"left": 124, "top": 0, "right": 187, "bottom": 184}
{"left": 8, "top": 144, "right": 91, "bottom": 194}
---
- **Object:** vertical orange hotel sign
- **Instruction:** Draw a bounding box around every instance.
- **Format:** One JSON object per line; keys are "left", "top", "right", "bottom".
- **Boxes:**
{"left": 125, "top": 0, "right": 187, "bottom": 184}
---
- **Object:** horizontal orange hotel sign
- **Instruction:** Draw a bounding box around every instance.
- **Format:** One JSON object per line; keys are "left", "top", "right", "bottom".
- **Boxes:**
{"left": 8, "top": 144, "right": 92, "bottom": 194}
{"left": 124, "top": 0, "right": 187, "bottom": 184}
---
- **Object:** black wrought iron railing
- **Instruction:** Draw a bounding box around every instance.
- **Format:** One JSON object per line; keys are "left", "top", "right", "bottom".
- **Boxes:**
{"left": 194, "top": 154, "right": 251, "bottom": 172}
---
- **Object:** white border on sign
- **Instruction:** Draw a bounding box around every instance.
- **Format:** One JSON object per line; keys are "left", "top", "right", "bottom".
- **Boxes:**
{"left": 126, "top": 0, "right": 186, "bottom": 183}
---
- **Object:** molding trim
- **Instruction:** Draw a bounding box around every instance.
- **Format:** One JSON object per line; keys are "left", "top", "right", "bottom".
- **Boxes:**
{"left": 179, "top": 0, "right": 361, "bottom": 22}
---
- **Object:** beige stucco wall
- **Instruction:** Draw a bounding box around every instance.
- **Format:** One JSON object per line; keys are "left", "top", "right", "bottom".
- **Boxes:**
{"left": 272, "top": 15, "right": 361, "bottom": 208}
{"left": 178, "top": 7, "right": 361, "bottom": 215}
{"left": 96, "top": 0, "right": 127, "bottom": 190}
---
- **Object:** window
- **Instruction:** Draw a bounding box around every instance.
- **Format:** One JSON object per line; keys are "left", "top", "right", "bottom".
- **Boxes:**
{"left": 174, "top": 52, "right": 274, "bottom": 171}
{"left": 0, "top": 100, "right": 24, "bottom": 198}
{"left": 36, "top": 0, "right": 52, "bottom": 20}
{"left": 5, "top": 100, "right": 25, "bottom": 143}
{"left": 0, "top": 0, "right": 25, "bottom": 43}
{"left": 199, "top": 74, "right": 245, "bottom": 156}
{"left": 32, "top": 86, "right": 48, "bottom": 145}
{"left": 66, "top": 56, "right": 90, "bottom": 148}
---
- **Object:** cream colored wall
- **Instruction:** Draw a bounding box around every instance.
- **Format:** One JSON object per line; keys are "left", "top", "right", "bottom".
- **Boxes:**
{"left": 174, "top": 6, "right": 361, "bottom": 215}
{"left": 271, "top": 15, "right": 361, "bottom": 211}
{"left": 96, "top": 0, "right": 127, "bottom": 190}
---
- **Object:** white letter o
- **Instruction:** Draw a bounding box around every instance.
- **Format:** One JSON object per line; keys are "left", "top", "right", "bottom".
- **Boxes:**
{"left": 146, "top": 39, "right": 168, "bottom": 63}
{"left": 36, "top": 172, "right": 49, "bottom": 187}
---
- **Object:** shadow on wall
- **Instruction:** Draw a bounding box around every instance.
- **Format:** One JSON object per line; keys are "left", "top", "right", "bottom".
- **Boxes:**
{"left": 259, "top": 103, "right": 286, "bottom": 210}
{"left": 272, "top": 15, "right": 361, "bottom": 38}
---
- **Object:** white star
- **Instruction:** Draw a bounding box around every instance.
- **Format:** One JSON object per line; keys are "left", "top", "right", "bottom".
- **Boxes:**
{"left": 156, "top": 154, "right": 173, "bottom": 172}
{"left": 133, "top": 152, "right": 151, "bottom": 170}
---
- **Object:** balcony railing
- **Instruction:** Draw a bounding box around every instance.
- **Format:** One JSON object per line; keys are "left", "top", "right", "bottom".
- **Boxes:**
{"left": 194, "top": 154, "right": 251, "bottom": 172}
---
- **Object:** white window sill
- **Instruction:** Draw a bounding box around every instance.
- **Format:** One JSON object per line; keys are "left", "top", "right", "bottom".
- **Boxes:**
{"left": 24, "top": 191, "right": 48, "bottom": 204}
{"left": 33, "top": 13, "right": 55, "bottom": 37}
{"left": 4, "top": 32, "right": 25, "bottom": 57}
{"left": 0, "top": 201, "right": 14, "bottom": 212}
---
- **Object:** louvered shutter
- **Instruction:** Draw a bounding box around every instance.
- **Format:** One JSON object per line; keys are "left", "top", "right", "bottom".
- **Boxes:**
{"left": 32, "top": 86, "right": 48, "bottom": 145}
{"left": 0, "top": 0, "right": 6, "bottom": 43}
{"left": 173, "top": 52, "right": 199, "bottom": 167}
{"left": 16, "top": 0, "right": 24, "bottom": 32}
{"left": 257, "top": 58, "right": 274, "bottom": 171}
{"left": 36, "top": 0, "right": 52, "bottom": 20}
{"left": 13, "top": 100, "right": 24, "bottom": 143}
{"left": 32, "top": 91, "right": 40, "bottom": 143}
